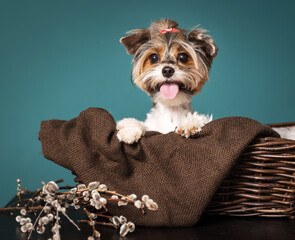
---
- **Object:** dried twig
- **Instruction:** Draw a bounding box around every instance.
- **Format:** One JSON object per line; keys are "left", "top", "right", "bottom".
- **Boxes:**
{"left": 2, "top": 179, "right": 158, "bottom": 240}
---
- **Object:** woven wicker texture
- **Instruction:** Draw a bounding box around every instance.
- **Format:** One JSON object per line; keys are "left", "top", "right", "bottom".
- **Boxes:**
{"left": 206, "top": 123, "right": 295, "bottom": 218}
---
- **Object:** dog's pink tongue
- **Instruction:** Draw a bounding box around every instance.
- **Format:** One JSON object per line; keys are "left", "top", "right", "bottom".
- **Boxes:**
{"left": 160, "top": 83, "right": 179, "bottom": 99}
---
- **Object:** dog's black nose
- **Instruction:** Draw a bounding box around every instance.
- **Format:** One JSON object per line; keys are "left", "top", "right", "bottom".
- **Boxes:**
{"left": 162, "top": 66, "right": 175, "bottom": 78}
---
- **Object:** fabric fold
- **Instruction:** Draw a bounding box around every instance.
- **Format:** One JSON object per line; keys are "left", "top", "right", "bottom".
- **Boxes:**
{"left": 39, "top": 107, "right": 279, "bottom": 226}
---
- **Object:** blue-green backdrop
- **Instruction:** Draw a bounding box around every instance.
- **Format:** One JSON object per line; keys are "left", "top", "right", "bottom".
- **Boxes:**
{"left": 0, "top": 0, "right": 294, "bottom": 206}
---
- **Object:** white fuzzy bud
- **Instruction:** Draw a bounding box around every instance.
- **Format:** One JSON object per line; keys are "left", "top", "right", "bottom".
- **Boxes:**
{"left": 88, "top": 181, "right": 100, "bottom": 191}
{"left": 118, "top": 201, "right": 128, "bottom": 206}
{"left": 15, "top": 215, "right": 21, "bottom": 222}
{"left": 26, "top": 222, "right": 33, "bottom": 230}
{"left": 48, "top": 213, "right": 54, "bottom": 221}
{"left": 66, "top": 193, "right": 75, "bottom": 201}
{"left": 128, "top": 194, "right": 137, "bottom": 200}
{"left": 134, "top": 200, "right": 144, "bottom": 209}
{"left": 141, "top": 195, "right": 149, "bottom": 202}
{"left": 119, "top": 216, "right": 127, "bottom": 224}
{"left": 89, "top": 220, "right": 95, "bottom": 226}
{"left": 118, "top": 197, "right": 128, "bottom": 206}
{"left": 52, "top": 224, "right": 61, "bottom": 233}
{"left": 70, "top": 187, "right": 77, "bottom": 194}
{"left": 44, "top": 181, "right": 59, "bottom": 196}
{"left": 42, "top": 216, "right": 49, "bottom": 225}
{"left": 43, "top": 206, "right": 51, "bottom": 213}
{"left": 82, "top": 191, "right": 90, "bottom": 197}
{"left": 119, "top": 223, "right": 129, "bottom": 237}
{"left": 98, "top": 184, "right": 107, "bottom": 190}
{"left": 91, "top": 190, "right": 100, "bottom": 200}
{"left": 51, "top": 200, "right": 60, "bottom": 208}
{"left": 21, "top": 225, "right": 28, "bottom": 233}
{"left": 84, "top": 197, "right": 89, "bottom": 201}
{"left": 99, "top": 197, "right": 107, "bottom": 205}
{"left": 53, "top": 232, "right": 61, "bottom": 240}
{"left": 127, "top": 221, "right": 135, "bottom": 232}
{"left": 77, "top": 184, "right": 86, "bottom": 190}
{"left": 94, "top": 230, "right": 101, "bottom": 238}
{"left": 145, "top": 199, "right": 158, "bottom": 211}
{"left": 20, "top": 209, "right": 27, "bottom": 216}
{"left": 37, "top": 225, "right": 45, "bottom": 234}
{"left": 111, "top": 216, "right": 120, "bottom": 226}
{"left": 20, "top": 218, "right": 27, "bottom": 225}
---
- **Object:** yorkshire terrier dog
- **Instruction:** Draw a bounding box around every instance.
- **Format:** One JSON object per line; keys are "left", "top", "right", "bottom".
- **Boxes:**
{"left": 116, "top": 19, "right": 218, "bottom": 144}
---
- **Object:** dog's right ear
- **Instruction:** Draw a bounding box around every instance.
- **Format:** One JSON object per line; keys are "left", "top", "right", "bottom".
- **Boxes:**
{"left": 120, "top": 29, "right": 150, "bottom": 55}
{"left": 188, "top": 28, "right": 218, "bottom": 69}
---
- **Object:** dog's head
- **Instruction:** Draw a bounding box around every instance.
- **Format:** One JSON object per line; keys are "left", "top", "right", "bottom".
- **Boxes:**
{"left": 120, "top": 19, "right": 218, "bottom": 104}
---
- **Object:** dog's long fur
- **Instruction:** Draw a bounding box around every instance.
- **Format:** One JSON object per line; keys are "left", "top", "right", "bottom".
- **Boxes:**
{"left": 116, "top": 19, "right": 218, "bottom": 144}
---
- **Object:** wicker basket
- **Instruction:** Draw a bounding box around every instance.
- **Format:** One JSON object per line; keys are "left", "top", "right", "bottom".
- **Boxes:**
{"left": 206, "top": 122, "right": 295, "bottom": 218}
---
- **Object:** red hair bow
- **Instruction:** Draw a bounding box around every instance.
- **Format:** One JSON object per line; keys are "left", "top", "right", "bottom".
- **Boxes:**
{"left": 160, "top": 28, "right": 180, "bottom": 34}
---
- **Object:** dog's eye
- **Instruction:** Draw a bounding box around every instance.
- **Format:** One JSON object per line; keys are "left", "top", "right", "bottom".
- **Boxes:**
{"left": 149, "top": 53, "right": 159, "bottom": 64}
{"left": 177, "top": 53, "right": 189, "bottom": 63}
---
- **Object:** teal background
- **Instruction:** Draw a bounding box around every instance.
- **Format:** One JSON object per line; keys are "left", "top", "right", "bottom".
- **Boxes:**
{"left": 0, "top": 0, "right": 294, "bottom": 207}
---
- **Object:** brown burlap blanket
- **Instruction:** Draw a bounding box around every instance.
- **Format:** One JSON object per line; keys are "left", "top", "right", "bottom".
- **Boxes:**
{"left": 39, "top": 108, "right": 279, "bottom": 227}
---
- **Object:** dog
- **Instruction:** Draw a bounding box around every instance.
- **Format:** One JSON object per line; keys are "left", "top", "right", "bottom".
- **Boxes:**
{"left": 116, "top": 19, "right": 218, "bottom": 144}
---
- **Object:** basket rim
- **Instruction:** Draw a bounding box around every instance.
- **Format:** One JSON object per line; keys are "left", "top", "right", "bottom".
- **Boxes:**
{"left": 267, "top": 122, "right": 295, "bottom": 128}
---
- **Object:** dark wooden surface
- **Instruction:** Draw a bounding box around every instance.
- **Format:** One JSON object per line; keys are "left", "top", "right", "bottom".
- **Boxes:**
{"left": 1, "top": 198, "right": 295, "bottom": 240}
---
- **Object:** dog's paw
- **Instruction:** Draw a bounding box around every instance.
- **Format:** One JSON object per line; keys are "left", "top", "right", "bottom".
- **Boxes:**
{"left": 116, "top": 118, "right": 145, "bottom": 144}
{"left": 175, "top": 112, "right": 212, "bottom": 138}
{"left": 175, "top": 124, "right": 201, "bottom": 138}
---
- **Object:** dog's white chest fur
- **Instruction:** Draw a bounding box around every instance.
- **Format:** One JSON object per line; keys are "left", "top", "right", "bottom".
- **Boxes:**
{"left": 116, "top": 93, "right": 212, "bottom": 144}
{"left": 143, "top": 92, "right": 211, "bottom": 134}
{"left": 144, "top": 102, "right": 192, "bottom": 133}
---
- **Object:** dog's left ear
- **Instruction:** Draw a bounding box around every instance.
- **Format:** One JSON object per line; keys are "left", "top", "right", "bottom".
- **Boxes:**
{"left": 188, "top": 29, "right": 218, "bottom": 68}
{"left": 120, "top": 29, "right": 150, "bottom": 55}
